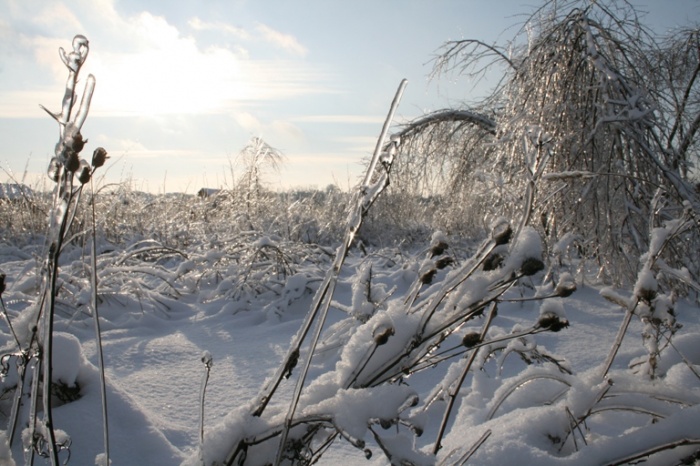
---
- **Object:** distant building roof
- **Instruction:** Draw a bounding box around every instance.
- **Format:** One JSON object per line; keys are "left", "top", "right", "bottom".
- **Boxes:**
{"left": 197, "top": 188, "right": 221, "bottom": 198}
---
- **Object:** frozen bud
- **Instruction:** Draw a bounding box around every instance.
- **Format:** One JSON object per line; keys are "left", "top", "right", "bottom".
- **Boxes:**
{"left": 0, "top": 273, "right": 5, "bottom": 296}
{"left": 47, "top": 157, "right": 61, "bottom": 182}
{"left": 420, "top": 268, "right": 437, "bottom": 285}
{"left": 69, "top": 132, "right": 86, "bottom": 153}
{"left": 364, "top": 449, "right": 372, "bottom": 460}
{"left": 537, "top": 300, "right": 568, "bottom": 332}
{"left": 373, "top": 324, "right": 395, "bottom": 346}
{"left": 65, "top": 151, "right": 80, "bottom": 172}
{"left": 430, "top": 241, "right": 449, "bottom": 258}
{"left": 406, "top": 395, "right": 419, "bottom": 407}
{"left": 637, "top": 287, "right": 657, "bottom": 303}
{"left": 201, "top": 351, "right": 213, "bottom": 367}
{"left": 379, "top": 418, "right": 392, "bottom": 429}
{"left": 430, "top": 231, "right": 448, "bottom": 256}
{"left": 284, "top": 349, "right": 299, "bottom": 379}
{"left": 537, "top": 312, "right": 569, "bottom": 332}
{"left": 64, "top": 51, "right": 83, "bottom": 72}
{"left": 520, "top": 257, "right": 545, "bottom": 276}
{"left": 491, "top": 219, "right": 512, "bottom": 245}
{"left": 77, "top": 159, "right": 91, "bottom": 184}
{"left": 92, "top": 147, "right": 108, "bottom": 168}
{"left": 72, "top": 35, "right": 89, "bottom": 53}
{"left": 462, "top": 332, "right": 481, "bottom": 348}
{"left": 483, "top": 252, "right": 503, "bottom": 271}
{"left": 554, "top": 273, "right": 577, "bottom": 297}
{"left": 435, "top": 256, "right": 453, "bottom": 270}
{"left": 634, "top": 269, "right": 658, "bottom": 303}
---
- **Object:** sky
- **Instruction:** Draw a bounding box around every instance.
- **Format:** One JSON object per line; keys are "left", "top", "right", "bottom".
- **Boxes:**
{"left": 1, "top": 0, "right": 698, "bottom": 194}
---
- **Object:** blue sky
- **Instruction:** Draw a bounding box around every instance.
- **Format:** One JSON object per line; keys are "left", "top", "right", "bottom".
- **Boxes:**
{"left": 1, "top": 1, "right": 698, "bottom": 193}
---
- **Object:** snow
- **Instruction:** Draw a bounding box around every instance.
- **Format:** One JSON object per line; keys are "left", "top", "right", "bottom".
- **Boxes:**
{"left": 0, "top": 232, "right": 699, "bottom": 465}
{"left": 0, "top": 184, "right": 33, "bottom": 201}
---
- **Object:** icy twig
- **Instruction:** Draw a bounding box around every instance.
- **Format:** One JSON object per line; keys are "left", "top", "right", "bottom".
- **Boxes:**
{"left": 271, "top": 80, "right": 407, "bottom": 466}
{"left": 433, "top": 302, "right": 497, "bottom": 453}
{"left": 604, "top": 438, "right": 700, "bottom": 466}
{"left": 199, "top": 351, "right": 213, "bottom": 466}
{"left": 89, "top": 172, "right": 110, "bottom": 465}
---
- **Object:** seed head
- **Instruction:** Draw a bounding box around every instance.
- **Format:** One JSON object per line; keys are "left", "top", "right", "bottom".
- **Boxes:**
{"left": 379, "top": 418, "right": 392, "bottom": 429}
{"left": 69, "top": 132, "right": 86, "bottom": 153}
{"left": 430, "top": 241, "right": 449, "bottom": 258}
{"left": 92, "top": 147, "right": 108, "bottom": 168}
{"left": 462, "top": 332, "right": 481, "bottom": 348}
{"left": 72, "top": 35, "right": 89, "bottom": 52}
{"left": 435, "top": 256, "right": 454, "bottom": 270}
{"left": 537, "top": 312, "right": 569, "bottom": 332}
{"left": 373, "top": 324, "right": 395, "bottom": 346}
{"left": 554, "top": 275, "right": 577, "bottom": 297}
{"left": 483, "top": 252, "right": 503, "bottom": 271}
{"left": 420, "top": 268, "right": 437, "bottom": 285}
{"left": 65, "top": 151, "right": 80, "bottom": 172}
{"left": 491, "top": 220, "right": 512, "bottom": 245}
{"left": 283, "top": 349, "right": 299, "bottom": 379}
{"left": 637, "top": 287, "right": 657, "bottom": 303}
{"left": 77, "top": 159, "right": 91, "bottom": 184}
{"left": 47, "top": 157, "right": 60, "bottom": 182}
{"left": 520, "top": 257, "right": 545, "bottom": 276}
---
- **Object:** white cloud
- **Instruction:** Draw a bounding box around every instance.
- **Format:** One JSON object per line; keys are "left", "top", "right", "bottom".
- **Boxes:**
{"left": 233, "top": 112, "right": 263, "bottom": 133}
{"left": 93, "top": 14, "right": 328, "bottom": 114}
{"left": 232, "top": 112, "right": 305, "bottom": 146}
{"left": 33, "top": 2, "right": 82, "bottom": 35}
{"left": 0, "top": 1, "right": 331, "bottom": 118}
{"left": 255, "top": 22, "right": 308, "bottom": 57}
{"left": 291, "top": 115, "right": 386, "bottom": 124}
{"left": 188, "top": 16, "right": 250, "bottom": 40}
{"left": 0, "top": 89, "right": 58, "bottom": 118}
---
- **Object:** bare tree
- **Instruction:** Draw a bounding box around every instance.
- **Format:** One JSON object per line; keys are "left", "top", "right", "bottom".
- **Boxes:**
{"left": 395, "top": 0, "right": 700, "bottom": 286}
{"left": 237, "top": 136, "right": 286, "bottom": 218}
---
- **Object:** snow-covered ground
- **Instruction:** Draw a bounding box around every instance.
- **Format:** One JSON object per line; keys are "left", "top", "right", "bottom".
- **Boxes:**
{"left": 0, "top": 234, "right": 699, "bottom": 465}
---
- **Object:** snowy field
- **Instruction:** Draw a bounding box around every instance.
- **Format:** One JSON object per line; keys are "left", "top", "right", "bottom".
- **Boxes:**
{"left": 1, "top": 228, "right": 699, "bottom": 465}
{"left": 2, "top": 2, "right": 700, "bottom": 464}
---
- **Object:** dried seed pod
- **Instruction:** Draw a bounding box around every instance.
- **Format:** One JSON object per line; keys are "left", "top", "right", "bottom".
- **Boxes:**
{"left": 462, "top": 332, "right": 481, "bottom": 348}
{"left": 430, "top": 241, "right": 449, "bottom": 258}
{"left": 373, "top": 324, "right": 395, "bottom": 346}
{"left": 537, "top": 312, "right": 569, "bottom": 332}
{"left": 92, "top": 147, "right": 108, "bottom": 168}
{"left": 68, "top": 131, "right": 86, "bottom": 153}
{"left": 491, "top": 220, "right": 512, "bottom": 245}
{"left": 283, "top": 349, "right": 299, "bottom": 379}
{"left": 65, "top": 150, "right": 80, "bottom": 172}
{"left": 520, "top": 257, "right": 545, "bottom": 276}
{"left": 435, "top": 256, "right": 454, "bottom": 270}
{"left": 483, "top": 252, "right": 503, "bottom": 271}
{"left": 47, "top": 157, "right": 61, "bottom": 182}
{"left": 554, "top": 276, "right": 577, "bottom": 297}
{"left": 420, "top": 268, "right": 437, "bottom": 285}
{"left": 77, "top": 159, "right": 91, "bottom": 184}
{"left": 72, "top": 35, "right": 89, "bottom": 53}
{"left": 637, "top": 287, "right": 657, "bottom": 303}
